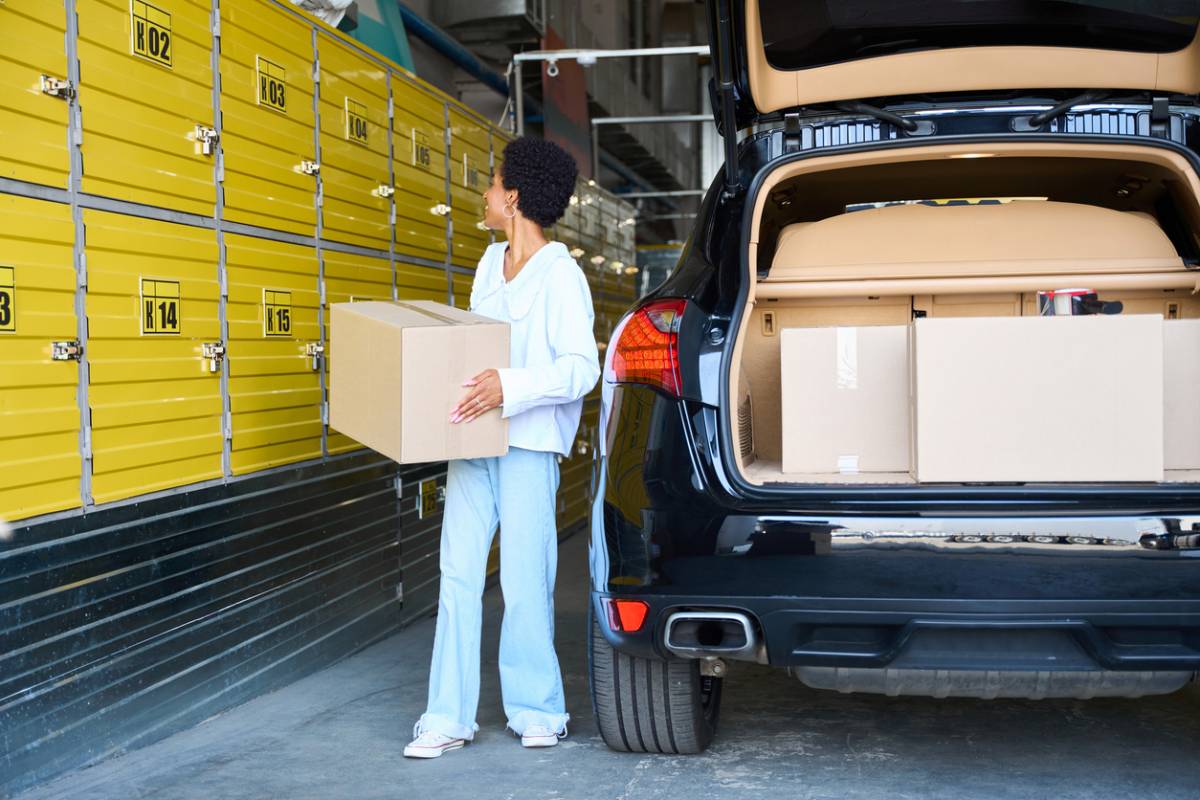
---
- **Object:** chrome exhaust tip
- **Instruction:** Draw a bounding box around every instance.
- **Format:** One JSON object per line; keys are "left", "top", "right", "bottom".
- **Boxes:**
{"left": 663, "top": 610, "right": 759, "bottom": 661}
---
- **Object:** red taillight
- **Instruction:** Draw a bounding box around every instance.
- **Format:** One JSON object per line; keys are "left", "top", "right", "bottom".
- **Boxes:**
{"left": 606, "top": 298, "right": 686, "bottom": 396}
{"left": 603, "top": 598, "right": 650, "bottom": 633}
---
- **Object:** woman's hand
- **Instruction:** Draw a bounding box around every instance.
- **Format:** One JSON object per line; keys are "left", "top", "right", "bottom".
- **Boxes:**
{"left": 450, "top": 369, "right": 503, "bottom": 423}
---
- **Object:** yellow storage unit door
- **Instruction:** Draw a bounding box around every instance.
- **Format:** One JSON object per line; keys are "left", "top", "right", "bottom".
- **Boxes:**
{"left": 323, "top": 250, "right": 392, "bottom": 454}
{"left": 489, "top": 126, "right": 511, "bottom": 249}
{"left": 0, "top": 196, "right": 80, "bottom": 521}
{"left": 219, "top": 0, "right": 317, "bottom": 236}
{"left": 84, "top": 210, "right": 222, "bottom": 504}
{"left": 450, "top": 271, "right": 473, "bottom": 310}
{"left": 447, "top": 106, "right": 490, "bottom": 269}
{"left": 77, "top": 0, "right": 215, "bottom": 215}
{"left": 0, "top": 1, "right": 71, "bottom": 188}
{"left": 392, "top": 74, "right": 448, "bottom": 264}
{"left": 225, "top": 233, "right": 322, "bottom": 474}
{"left": 317, "top": 34, "right": 391, "bottom": 249}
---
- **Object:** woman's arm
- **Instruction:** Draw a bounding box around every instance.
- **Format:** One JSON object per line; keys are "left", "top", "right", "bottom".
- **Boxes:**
{"left": 495, "top": 265, "right": 600, "bottom": 418}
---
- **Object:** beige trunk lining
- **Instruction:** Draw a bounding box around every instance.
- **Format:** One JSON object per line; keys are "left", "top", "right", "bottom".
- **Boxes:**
{"left": 729, "top": 142, "right": 1200, "bottom": 486}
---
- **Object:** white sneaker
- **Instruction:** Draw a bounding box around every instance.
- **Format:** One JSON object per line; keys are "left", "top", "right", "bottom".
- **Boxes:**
{"left": 520, "top": 723, "right": 568, "bottom": 748}
{"left": 404, "top": 726, "right": 466, "bottom": 759}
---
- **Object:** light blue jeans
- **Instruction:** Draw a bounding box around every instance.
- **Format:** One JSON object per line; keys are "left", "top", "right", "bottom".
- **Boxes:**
{"left": 414, "top": 446, "right": 570, "bottom": 740}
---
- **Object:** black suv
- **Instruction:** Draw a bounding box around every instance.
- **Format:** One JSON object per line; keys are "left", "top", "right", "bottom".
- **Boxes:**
{"left": 587, "top": 0, "right": 1200, "bottom": 754}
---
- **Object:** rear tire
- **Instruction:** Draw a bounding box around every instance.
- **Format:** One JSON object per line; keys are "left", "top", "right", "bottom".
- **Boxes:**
{"left": 587, "top": 601, "right": 723, "bottom": 753}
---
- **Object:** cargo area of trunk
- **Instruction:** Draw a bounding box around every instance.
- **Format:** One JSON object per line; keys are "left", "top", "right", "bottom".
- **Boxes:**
{"left": 728, "top": 140, "right": 1200, "bottom": 487}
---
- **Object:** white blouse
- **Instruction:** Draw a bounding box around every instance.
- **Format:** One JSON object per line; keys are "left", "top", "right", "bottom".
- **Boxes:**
{"left": 469, "top": 241, "right": 601, "bottom": 457}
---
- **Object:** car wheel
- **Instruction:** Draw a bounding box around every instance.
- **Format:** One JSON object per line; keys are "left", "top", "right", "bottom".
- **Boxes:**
{"left": 587, "top": 601, "right": 723, "bottom": 754}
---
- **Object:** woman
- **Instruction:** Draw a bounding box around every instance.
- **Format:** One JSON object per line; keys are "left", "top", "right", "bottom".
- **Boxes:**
{"left": 404, "top": 137, "right": 600, "bottom": 758}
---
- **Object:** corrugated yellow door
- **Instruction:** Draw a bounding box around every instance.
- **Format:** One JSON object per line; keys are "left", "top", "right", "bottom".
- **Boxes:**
{"left": 450, "top": 271, "right": 472, "bottom": 311}
{"left": 77, "top": 0, "right": 216, "bottom": 215}
{"left": 447, "top": 105, "right": 490, "bottom": 269}
{"left": 392, "top": 74, "right": 448, "bottom": 264}
{"left": 0, "top": 1, "right": 70, "bottom": 188}
{"left": 489, "top": 125, "right": 511, "bottom": 250}
{"left": 0, "top": 196, "right": 80, "bottom": 522}
{"left": 317, "top": 34, "right": 390, "bottom": 249}
{"left": 561, "top": 182, "right": 582, "bottom": 242}
{"left": 225, "top": 233, "right": 322, "bottom": 474}
{"left": 219, "top": 0, "right": 317, "bottom": 236}
{"left": 323, "top": 250, "right": 392, "bottom": 454}
{"left": 578, "top": 184, "right": 602, "bottom": 261}
{"left": 84, "top": 210, "right": 222, "bottom": 504}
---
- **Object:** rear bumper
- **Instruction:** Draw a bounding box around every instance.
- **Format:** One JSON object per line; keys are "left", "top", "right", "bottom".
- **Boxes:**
{"left": 592, "top": 591, "right": 1200, "bottom": 672}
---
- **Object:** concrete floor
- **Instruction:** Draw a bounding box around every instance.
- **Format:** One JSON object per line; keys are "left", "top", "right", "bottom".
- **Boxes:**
{"left": 18, "top": 530, "right": 1200, "bottom": 800}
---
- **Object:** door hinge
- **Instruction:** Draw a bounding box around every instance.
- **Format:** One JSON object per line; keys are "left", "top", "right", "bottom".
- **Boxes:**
{"left": 41, "top": 74, "right": 75, "bottom": 100}
{"left": 299, "top": 160, "right": 320, "bottom": 176}
{"left": 51, "top": 340, "right": 82, "bottom": 361}
{"left": 202, "top": 341, "right": 226, "bottom": 372}
{"left": 395, "top": 581, "right": 404, "bottom": 602}
{"left": 321, "top": 401, "right": 329, "bottom": 425}
{"left": 394, "top": 475, "right": 403, "bottom": 499}
{"left": 195, "top": 124, "right": 219, "bottom": 156}
{"left": 387, "top": 96, "right": 394, "bottom": 120}
{"left": 222, "top": 410, "right": 233, "bottom": 440}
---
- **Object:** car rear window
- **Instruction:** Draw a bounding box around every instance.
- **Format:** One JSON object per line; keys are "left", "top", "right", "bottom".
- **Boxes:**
{"left": 759, "top": 0, "right": 1200, "bottom": 70}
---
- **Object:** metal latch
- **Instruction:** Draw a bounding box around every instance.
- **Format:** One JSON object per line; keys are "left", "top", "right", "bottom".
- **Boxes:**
{"left": 194, "top": 125, "right": 218, "bottom": 156}
{"left": 202, "top": 341, "right": 226, "bottom": 372}
{"left": 430, "top": 203, "right": 451, "bottom": 216}
{"left": 783, "top": 112, "right": 801, "bottom": 154}
{"left": 376, "top": 184, "right": 395, "bottom": 199}
{"left": 299, "top": 160, "right": 320, "bottom": 176}
{"left": 1150, "top": 96, "right": 1170, "bottom": 138}
{"left": 305, "top": 341, "right": 324, "bottom": 370}
{"left": 40, "top": 75, "right": 74, "bottom": 100}
{"left": 51, "top": 340, "right": 82, "bottom": 361}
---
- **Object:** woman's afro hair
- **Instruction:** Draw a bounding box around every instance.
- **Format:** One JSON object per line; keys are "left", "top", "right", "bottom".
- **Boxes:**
{"left": 500, "top": 136, "right": 579, "bottom": 228}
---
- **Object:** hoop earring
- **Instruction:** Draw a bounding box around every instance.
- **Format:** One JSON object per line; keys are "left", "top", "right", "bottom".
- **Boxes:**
{"left": 502, "top": 202, "right": 517, "bottom": 219}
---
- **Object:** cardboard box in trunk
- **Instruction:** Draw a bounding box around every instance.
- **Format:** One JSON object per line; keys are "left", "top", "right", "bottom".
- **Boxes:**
{"left": 911, "top": 315, "right": 1163, "bottom": 483}
{"left": 330, "top": 300, "right": 509, "bottom": 464}
{"left": 1165, "top": 318, "right": 1200, "bottom": 471}
{"left": 780, "top": 325, "right": 910, "bottom": 475}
